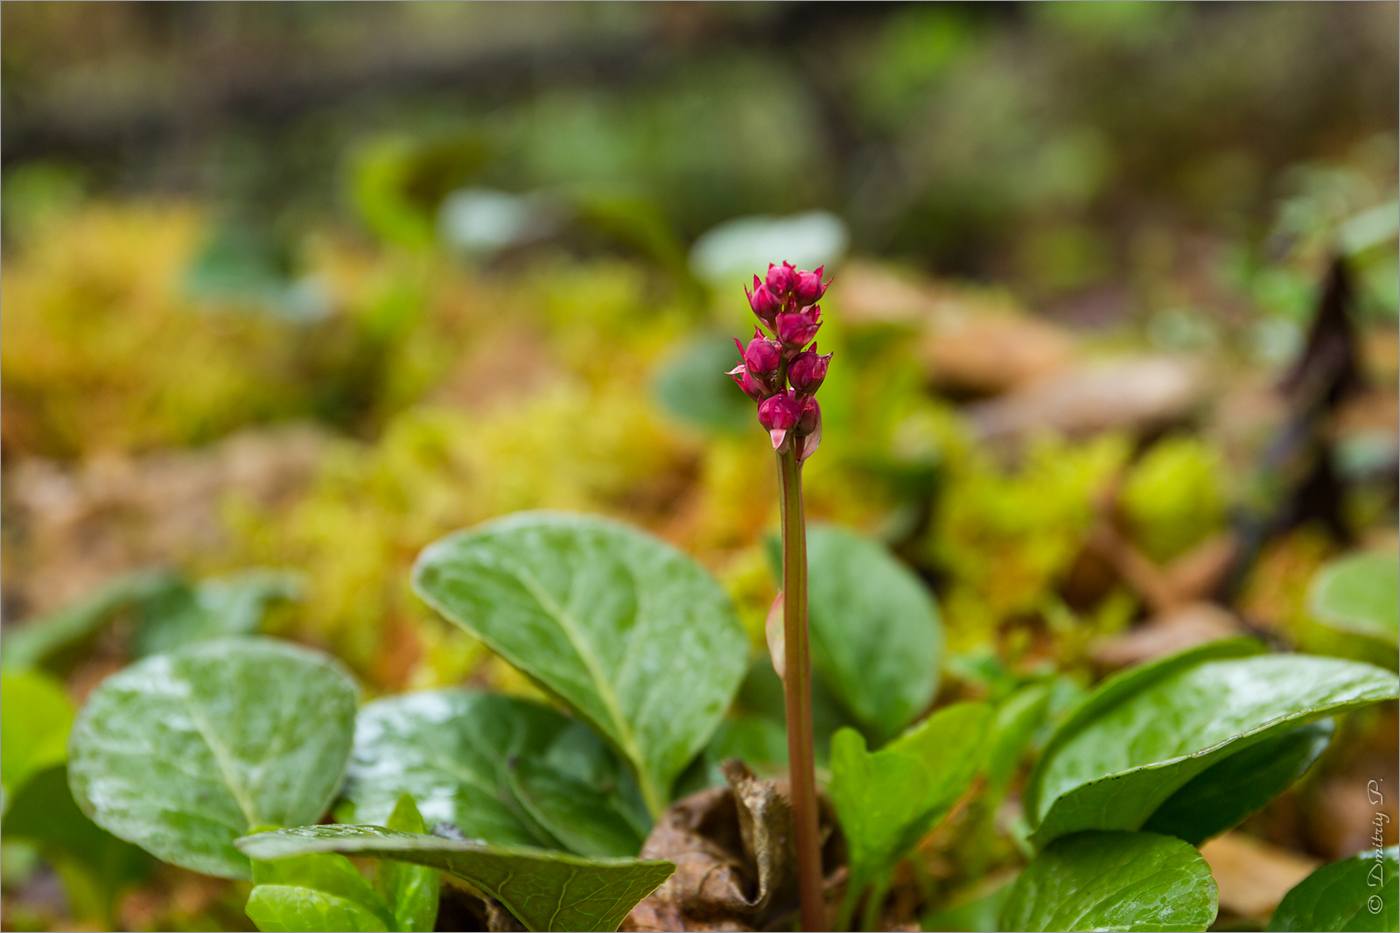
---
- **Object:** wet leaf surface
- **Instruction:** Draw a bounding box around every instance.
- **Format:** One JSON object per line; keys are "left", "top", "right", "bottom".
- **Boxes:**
{"left": 345, "top": 689, "right": 647, "bottom": 857}
{"left": 1027, "top": 639, "right": 1399, "bottom": 847}
{"left": 999, "top": 831, "right": 1218, "bottom": 932}
{"left": 68, "top": 638, "right": 358, "bottom": 878}
{"left": 238, "top": 824, "right": 674, "bottom": 933}
{"left": 413, "top": 512, "right": 749, "bottom": 814}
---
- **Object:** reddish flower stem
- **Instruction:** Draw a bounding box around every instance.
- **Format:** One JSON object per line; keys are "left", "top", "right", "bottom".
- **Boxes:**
{"left": 778, "top": 446, "right": 825, "bottom": 932}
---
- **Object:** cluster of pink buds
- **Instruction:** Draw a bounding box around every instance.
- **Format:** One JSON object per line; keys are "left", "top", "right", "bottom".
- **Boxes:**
{"left": 728, "top": 262, "right": 832, "bottom": 462}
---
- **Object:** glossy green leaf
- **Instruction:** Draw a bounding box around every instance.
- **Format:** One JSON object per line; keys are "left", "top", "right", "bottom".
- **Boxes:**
{"left": 377, "top": 795, "right": 439, "bottom": 932}
{"left": 1, "top": 570, "right": 181, "bottom": 671}
{"left": 1267, "top": 845, "right": 1398, "bottom": 932}
{"left": 785, "top": 525, "right": 943, "bottom": 743}
{"left": 830, "top": 703, "right": 991, "bottom": 896}
{"left": 653, "top": 334, "right": 755, "bottom": 435}
{"left": 1, "top": 669, "right": 74, "bottom": 804}
{"left": 999, "top": 831, "right": 1217, "bottom": 932}
{"left": 1026, "top": 640, "right": 1399, "bottom": 847}
{"left": 68, "top": 638, "right": 358, "bottom": 878}
{"left": 1310, "top": 551, "right": 1400, "bottom": 646}
{"left": 1, "top": 764, "right": 154, "bottom": 921}
{"left": 345, "top": 690, "right": 647, "bottom": 857}
{"left": 246, "top": 796, "right": 439, "bottom": 933}
{"left": 412, "top": 512, "right": 749, "bottom": 815}
{"left": 1143, "top": 720, "right": 1333, "bottom": 845}
{"left": 237, "top": 825, "right": 675, "bottom": 933}
{"left": 246, "top": 886, "right": 391, "bottom": 933}
{"left": 252, "top": 851, "right": 393, "bottom": 929}
{"left": 134, "top": 569, "right": 303, "bottom": 658}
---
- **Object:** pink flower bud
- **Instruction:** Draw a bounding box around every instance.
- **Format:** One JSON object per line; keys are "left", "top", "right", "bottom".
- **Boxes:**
{"left": 765, "top": 261, "right": 798, "bottom": 298}
{"left": 745, "top": 277, "right": 782, "bottom": 325}
{"left": 795, "top": 394, "right": 820, "bottom": 436}
{"left": 736, "top": 328, "right": 782, "bottom": 382}
{"left": 787, "top": 346, "right": 832, "bottom": 396}
{"left": 727, "top": 362, "right": 766, "bottom": 402}
{"left": 795, "top": 395, "right": 822, "bottom": 462}
{"left": 792, "top": 266, "right": 829, "bottom": 306}
{"left": 775, "top": 305, "right": 822, "bottom": 350}
{"left": 758, "top": 392, "right": 801, "bottom": 449}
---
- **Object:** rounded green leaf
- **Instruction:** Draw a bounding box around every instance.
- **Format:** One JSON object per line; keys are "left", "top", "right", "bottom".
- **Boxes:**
{"left": 1, "top": 669, "right": 74, "bottom": 803}
{"left": 1026, "top": 640, "right": 1399, "bottom": 848}
{"left": 802, "top": 525, "right": 943, "bottom": 743}
{"left": 68, "top": 637, "right": 358, "bottom": 878}
{"left": 829, "top": 703, "right": 991, "bottom": 895}
{"left": 1310, "top": 551, "right": 1400, "bottom": 646}
{"left": 999, "top": 831, "right": 1218, "bottom": 932}
{"left": 1267, "top": 845, "right": 1398, "bottom": 932}
{"left": 411, "top": 512, "right": 749, "bottom": 814}
{"left": 346, "top": 690, "right": 648, "bottom": 857}
{"left": 238, "top": 825, "right": 675, "bottom": 933}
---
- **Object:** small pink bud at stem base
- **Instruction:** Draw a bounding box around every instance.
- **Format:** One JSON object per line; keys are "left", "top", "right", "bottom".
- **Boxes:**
{"left": 765, "top": 591, "right": 786, "bottom": 682}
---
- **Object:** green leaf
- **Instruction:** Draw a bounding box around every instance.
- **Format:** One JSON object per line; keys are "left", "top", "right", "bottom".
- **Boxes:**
{"left": 1267, "top": 845, "right": 1398, "bottom": 932}
{"left": 829, "top": 703, "right": 991, "bottom": 896}
{"left": 134, "top": 569, "right": 303, "bottom": 658}
{"left": 1, "top": 669, "right": 74, "bottom": 804}
{"left": 1143, "top": 720, "right": 1334, "bottom": 845}
{"left": 246, "top": 886, "right": 392, "bottom": 933}
{"left": 1, "top": 764, "right": 154, "bottom": 921}
{"left": 253, "top": 852, "right": 393, "bottom": 928}
{"left": 412, "top": 512, "right": 749, "bottom": 815}
{"left": 1025, "top": 640, "right": 1399, "bottom": 848}
{"left": 1310, "top": 551, "right": 1400, "bottom": 646}
{"left": 245, "top": 796, "right": 440, "bottom": 933}
{"left": 237, "top": 825, "right": 675, "bottom": 933}
{"left": 1, "top": 570, "right": 182, "bottom": 671}
{"left": 999, "top": 831, "right": 1218, "bottom": 932}
{"left": 653, "top": 334, "right": 755, "bottom": 435}
{"left": 782, "top": 525, "right": 943, "bottom": 743}
{"left": 377, "top": 796, "right": 439, "bottom": 932}
{"left": 68, "top": 637, "right": 358, "bottom": 878}
{"left": 345, "top": 690, "right": 648, "bottom": 857}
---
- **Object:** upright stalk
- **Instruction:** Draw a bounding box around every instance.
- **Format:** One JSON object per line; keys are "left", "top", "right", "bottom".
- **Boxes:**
{"left": 778, "top": 447, "right": 825, "bottom": 932}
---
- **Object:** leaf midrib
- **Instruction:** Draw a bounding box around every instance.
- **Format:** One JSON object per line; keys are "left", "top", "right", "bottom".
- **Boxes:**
{"left": 180, "top": 692, "right": 261, "bottom": 829}
{"left": 505, "top": 561, "right": 646, "bottom": 786}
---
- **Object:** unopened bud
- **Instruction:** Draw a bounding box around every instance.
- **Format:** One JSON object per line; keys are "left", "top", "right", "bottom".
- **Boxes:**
{"left": 757, "top": 392, "right": 801, "bottom": 450}
{"left": 775, "top": 305, "right": 822, "bottom": 350}
{"left": 792, "top": 266, "right": 829, "bottom": 306}
{"left": 787, "top": 346, "right": 832, "bottom": 395}
{"left": 795, "top": 395, "right": 822, "bottom": 462}
{"left": 765, "top": 261, "right": 798, "bottom": 298}
{"left": 727, "top": 363, "right": 766, "bottom": 402}
{"left": 736, "top": 328, "right": 782, "bottom": 383}
{"left": 745, "top": 278, "right": 783, "bottom": 325}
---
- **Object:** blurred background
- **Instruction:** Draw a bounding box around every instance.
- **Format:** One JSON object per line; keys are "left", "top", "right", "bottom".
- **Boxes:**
{"left": 1, "top": 2, "right": 1397, "bottom": 930}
